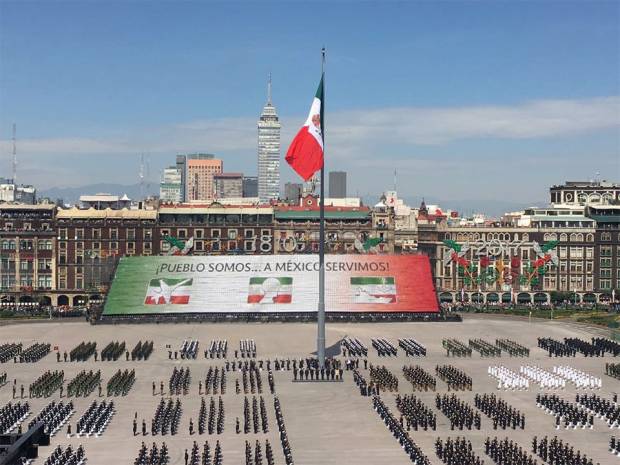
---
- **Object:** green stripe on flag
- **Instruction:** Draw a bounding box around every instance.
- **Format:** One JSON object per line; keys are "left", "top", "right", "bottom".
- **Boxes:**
{"left": 249, "top": 277, "right": 293, "bottom": 285}
{"left": 350, "top": 277, "right": 395, "bottom": 285}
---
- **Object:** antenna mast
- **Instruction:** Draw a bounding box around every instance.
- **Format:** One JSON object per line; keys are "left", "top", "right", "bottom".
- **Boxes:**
{"left": 12, "top": 123, "right": 17, "bottom": 184}
{"left": 267, "top": 73, "right": 272, "bottom": 105}
{"left": 139, "top": 153, "right": 145, "bottom": 200}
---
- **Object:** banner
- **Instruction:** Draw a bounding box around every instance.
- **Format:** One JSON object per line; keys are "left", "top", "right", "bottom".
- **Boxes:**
{"left": 103, "top": 255, "right": 439, "bottom": 315}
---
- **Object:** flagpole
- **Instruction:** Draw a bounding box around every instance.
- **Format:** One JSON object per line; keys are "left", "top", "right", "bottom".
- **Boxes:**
{"left": 317, "top": 47, "right": 326, "bottom": 369}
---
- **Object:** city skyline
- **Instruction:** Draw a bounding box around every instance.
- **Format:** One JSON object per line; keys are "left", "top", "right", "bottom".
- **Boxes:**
{"left": 0, "top": 1, "right": 618, "bottom": 207}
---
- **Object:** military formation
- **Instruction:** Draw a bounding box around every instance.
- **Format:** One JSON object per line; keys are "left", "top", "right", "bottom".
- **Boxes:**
{"left": 532, "top": 436, "right": 595, "bottom": 465}
{"left": 245, "top": 439, "right": 275, "bottom": 465}
{"left": 436, "top": 393, "right": 482, "bottom": 430}
{"left": 134, "top": 442, "right": 169, "bottom": 465}
{"left": 0, "top": 401, "right": 30, "bottom": 434}
{"left": 43, "top": 444, "right": 86, "bottom": 465}
{"left": 403, "top": 365, "right": 436, "bottom": 391}
{"left": 436, "top": 364, "right": 472, "bottom": 391}
{"left": 484, "top": 436, "right": 538, "bottom": 465}
{"left": 75, "top": 400, "right": 114, "bottom": 436}
{"left": 395, "top": 394, "right": 437, "bottom": 431}
{"left": 183, "top": 440, "right": 223, "bottom": 465}
{"left": 442, "top": 339, "right": 472, "bottom": 357}
{"left": 537, "top": 338, "right": 576, "bottom": 357}
{"left": 435, "top": 436, "right": 483, "bottom": 465}
{"left": 474, "top": 393, "right": 525, "bottom": 430}
{"left": 536, "top": 393, "right": 594, "bottom": 429}
{"left": 606, "top": 362, "right": 620, "bottom": 379}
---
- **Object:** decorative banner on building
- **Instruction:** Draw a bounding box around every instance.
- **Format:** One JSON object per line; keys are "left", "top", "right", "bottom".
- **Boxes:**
{"left": 103, "top": 255, "right": 439, "bottom": 315}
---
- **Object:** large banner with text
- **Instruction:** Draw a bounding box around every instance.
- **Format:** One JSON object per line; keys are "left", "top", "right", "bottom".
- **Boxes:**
{"left": 102, "top": 254, "right": 439, "bottom": 315}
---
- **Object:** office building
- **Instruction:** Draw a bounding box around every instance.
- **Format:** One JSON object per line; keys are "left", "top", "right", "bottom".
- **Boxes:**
{"left": 257, "top": 77, "right": 281, "bottom": 203}
{"left": 329, "top": 171, "right": 347, "bottom": 198}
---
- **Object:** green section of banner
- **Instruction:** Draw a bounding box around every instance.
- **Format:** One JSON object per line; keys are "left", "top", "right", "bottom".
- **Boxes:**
{"left": 350, "top": 277, "right": 395, "bottom": 285}
{"left": 249, "top": 277, "right": 293, "bottom": 285}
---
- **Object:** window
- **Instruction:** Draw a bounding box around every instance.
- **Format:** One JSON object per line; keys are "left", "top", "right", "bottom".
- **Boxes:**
{"left": 569, "top": 275, "right": 583, "bottom": 291}
{"left": 244, "top": 229, "right": 255, "bottom": 238}
{"left": 559, "top": 247, "right": 567, "bottom": 259}
{"left": 59, "top": 278, "right": 66, "bottom": 289}
{"left": 144, "top": 229, "right": 152, "bottom": 240}
{"left": 92, "top": 229, "right": 101, "bottom": 240}
{"left": 228, "top": 241, "right": 237, "bottom": 251}
{"left": 76, "top": 278, "right": 83, "bottom": 289}
{"left": 560, "top": 233, "right": 568, "bottom": 242}
{"left": 161, "top": 229, "right": 170, "bottom": 237}
{"left": 601, "top": 246, "right": 613, "bottom": 257}
{"left": 110, "top": 241, "right": 118, "bottom": 250}
{"left": 585, "top": 247, "right": 594, "bottom": 259}
{"left": 127, "top": 229, "right": 136, "bottom": 240}
{"left": 569, "top": 261, "right": 583, "bottom": 273}
{"left": 228, "top": 229, "right": 238, "bottom": 240}
{"left": 194, "top": 241, "right": 203, "bottom": 251}
{"left": 212, "top": 241, "right": 220, "bottom": 252}
{"left": 586, "top": 276, "right": 593, "bottom": 291}
{"left": 586, "top": 261, "right": 594, "bottom": 273}
{"left": 560, "top": 261, "right": 567, "bottom": 273}
{"left": 23, "top": 222, "right": 31, "bottom": 231}
{"left": 110, "top": 228, "right": 118, "bottom": 240}
{"left": 59, "top": 242, "right": 66, "bottom": 250}
{"left": 601, "top": 232, "right": 612, "bottom": 241}
{"left": 92, "top": 242, "right": 100, "bottom": 250}
{"left": 544, "top": 276, "right": 557, "bottom": 290}
{"left": 37, "top": 275, "right": 52, "bottom": 289}
{"left": 600, "top": 269, "right": 612, "bottom": 278}
{"left": 211, "top": 229, "right": 221, "bottom": 238}
{"left": 569, "top": 247, "right": 583, "bottom": 259}
{"left": 127, "top": 242, "right": 135, "bottom": 253}
{"left": 178, "top": 229, "right": 187, "bottom": 239}
{"left": 76, "top": 228, "right": 84, "bottom": 239}
{"left": 194, "top": 229, "right": 203, "bottom": 239}
{"left": 59, "top": 228, "right": 67, "bottom": 240}
{"left": 244, "top": 240, "right": 255, "bottom": 252}
{"left": 601, "top": 257, "right": 612, "bottom": 268}
{"left": 600, "top": 279, "right": 612, "bottom": 290}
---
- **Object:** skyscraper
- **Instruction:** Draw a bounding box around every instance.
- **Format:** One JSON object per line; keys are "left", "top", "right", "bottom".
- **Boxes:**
{"left": 159, "top": 166, "right": 183, "bottom": 203}
{"left": 329, "top": 171, "right": 347, "bottom": 198}
{"left": 257, "top": 75, "right": 281, "bottom": 203}
{"left": 186, "top": 155, "right": 223, "bottom": 202}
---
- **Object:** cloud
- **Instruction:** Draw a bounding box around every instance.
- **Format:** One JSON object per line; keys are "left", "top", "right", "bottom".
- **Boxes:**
{"left": 0, "top": 96, "right": 617, "bottom": 159}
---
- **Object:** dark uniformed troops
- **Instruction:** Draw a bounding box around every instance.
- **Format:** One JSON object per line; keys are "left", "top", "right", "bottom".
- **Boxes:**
{"left": 403, "top": 365, "right": 436, "bottom": 391}
{"left": 435, "top": 436, "right": 483, "bottom": 465}
{"left": 536, "top": 393, "right": 593, "bottom": 429}
{"left": 133, "top": 441, "right": 170, "bottom": 465}
{"left": 436, "top": 394, "right": 481, "bottom": 431}
{"left": 475, "top": 393, "right": 525, "bottom": 430}
{"left": 537, "top": 338, "right": 576, "bottom": 357}
{"left": 442, "top": 339, "right": 472, "bottom": 357}
{"left": 495, "top": 339, "right": 530, "bottom": 357}
{"left": 533, "top": 435, "right": 595, "bottom": 465}
{"left": 436, "top": 365, "right": 472, "bottom": 391}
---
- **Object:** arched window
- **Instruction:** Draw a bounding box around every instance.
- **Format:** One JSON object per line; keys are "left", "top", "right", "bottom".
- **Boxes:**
{"left": 522, "top": 233, "right": 529, "bottom": 242}
{"left": 569, "top": 233, "right": 577, "bottom": 242}
{"left": 560, "top": 233, "right": 568, "bottom": 242}
{"left": 586, "top": 233, "right": 594, "bottom": 242}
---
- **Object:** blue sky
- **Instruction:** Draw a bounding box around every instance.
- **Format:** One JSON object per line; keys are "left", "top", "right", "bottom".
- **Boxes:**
{"left": 0, "top": 1, "right": 618, "bottom": 211}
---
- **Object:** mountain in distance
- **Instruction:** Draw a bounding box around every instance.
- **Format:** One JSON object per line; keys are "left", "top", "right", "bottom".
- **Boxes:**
{"left": 39, "top": 183, "right": 159, "bottom": 205}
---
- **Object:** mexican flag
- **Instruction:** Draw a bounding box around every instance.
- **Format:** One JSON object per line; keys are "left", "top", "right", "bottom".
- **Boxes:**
{"left": 285, "top": 76, "right": 324, "bottom": 181}
{"left": 144, "top": 278, "right": 193, "bottom": 305}
{"left": 351, "top": 277, "right": 397, "bottom": 304}
{"left": 247, "top": 277, "right": 293, "bottom": 304}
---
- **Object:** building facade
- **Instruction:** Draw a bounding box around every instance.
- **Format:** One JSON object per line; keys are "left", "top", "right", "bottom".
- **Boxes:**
{"left": 242, "top": 176, "right": 258, "bottom": 198}
{"left": 549, "top": 180, "right": 620, "bottom": 206}
{"left": 257, "top": 84, "right": 281, "bottom": 203}
{"left": 160, "top": 167, "right": 183, "bottom": 203}
{"left": 328, "top": 171, "right": 347, "bottom": 198}
{"left": 214, "top": 173, "right": 243, "bottom": 199}
{"left": 186, "top": 155, "right": 223, "bottom": 203}
{"left": 284, "top": 182, "right": 302, "bottom": 204}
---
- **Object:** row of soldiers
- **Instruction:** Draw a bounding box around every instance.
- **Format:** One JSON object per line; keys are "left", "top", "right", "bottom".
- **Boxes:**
{"left": 371, "top": 338, "right": 398, "bottom": 356}
{"left": 148, "top": 398, "right": 182, "bottom": 436}
{"left": 495, "top": 339, "right": 530, "bottom": 357}
{"left": 435, "top": 437, "right": 483, "bottom": 465}
{"left": 403, "top": 365, "right": 436, "bottom": 391}
{"left": 436, "top": 393, "right": 482, "bottom": 430}
{"left": 436, "top": 365, "right": 472, "bottom": 391}
{"left": 442, "top": 339, "right": 472, "bottom": 357}
{"left": 369, "top": 365, "right": 398, "bottom": 392}
{"left": 240, "top": 395, "right": 267, "bottom": 434}
{"left": 474, "top": 393, "right": 525, "bottom": 430}
{"left": 538, "top": 338, "right": 576, "bottom": 357}
{"left": 184, "top": 440, "right": 222, "bottom": 465}
{"left": 273, "top": 396, "right": 294, "bottom": 465}
{"left": 245, "top": 439, "right": 275, "bottom": 465}
{"left": 373, "top": 396, "right": 430, "bottom": 464}
{"left": 605, "top": 362, "right": 620, "bottom": 380}
{"left": 469, "top": 338, "right": 501, "bottom": 357}
{"left": 592, "top": 337, "right": 620, "bottom": 356}
{"left": 565, "top": 337, "right": 607, "bottom": 357}
{"left": 532, "top": 436, "right": 595, "bottom": 465}
{"left": 484, "top": 436, "right": 538, "bottom": 465}
{"left": 195, "top": 396, "right": 224, "bottom": 435}
{"left": 536, "top": 393, "right": 594, "bottom": 429}
{"left": 395, "top": 394, "right": 437, "bottom": 431}
{"left": 134, "top": 442, "right": 169, "bottom": 465}
{"left": 575, "top": 393, "right": 620, "bottom": 427}
{"left": 293, "top": 364, "right": 342, "bottom": 382}
{"left": 18, "top": 342, "right": 51, "bottom": 363}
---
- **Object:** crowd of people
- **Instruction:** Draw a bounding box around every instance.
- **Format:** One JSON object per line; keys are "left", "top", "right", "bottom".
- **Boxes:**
{"left": 435, "top": 436, "right": 483, "bottom": 465}
{"left": 341, "top": 337, "right": 368, "bottom": 357}
{"left": 273, "top": 396, "right": 294, "bottom": 465}
{"left": 75, "top": 400, "right": 114, "bottom": 437}
{"left": 371, "top": 338, "right": 398, "bottom": 357}
{"left": 195, "top": 396, "right": 224, "bottom": 435}
{"left": 244, "top": 439, "right": 275, "bottom": 465}
{"left": 292, "top": 357, "right": 343, "bottom": 382}
{"left": 403, "top": 365, "right": 436, "bottom": 391}
{"left": 442, "top": 339, "right": 472, "bottom": 357}
{"left": 469, "top": 338, "right": 501, "bottom": 357}
{"left": 148, "top": 398, "right": 183, "bottom": 436}
{"left": 395, "top": 394, "right": 437, "bottom": 431}
{"left": 0, "top": 401, "right": 30, "bottom": 434}
{"left": 532, "top": 436, "right": 595, "bottom": 465}
{"left": 537, "top": 338, "right": 576, "bottom": 357}
{"left": 28, "top": 400, "right": 74, "bottom": 437}
{"left": 373, "top": 396, "right": 430, "bottom": 464}
{"left": 484, "top": 436, "right": 537, "bottom": 465}
{"left": 575, "top": 393, "right": 620, "bottom": 428}
{"left": 474, "top": 393, "right": 525, "bottom": 430}
{"left": 605, "top": 362, "right": 620, "bottom": 380}
{"left": 107, "top": 369, "right": 135, "bottom": 396}
{"left": 488, "top": 366, "right": 529, "bottom": 390}
{"left": 369, "top": 365, "right": 398, "bottom": 392}
{"left": 240, "top": 396, "right": 268, "bottom": 434}
{"left": 42, "top": 444, "right": 85, "bottom": 465}
{"left": 536, "top": 393, "right": 594, "bottom": 429}
{"left": 134, "top": 442, "right": 169, "bottom": 465}
{"left": 436, "top": 365, "right": 472, "bottom": 391}
{"left": 435, "top": 393, "right": 481, "bottom": 430}
{"left": 398, "top": 338, "right": 426, "bottom": 357}
{"left": 495, "top": 339, "right": 530, "bottom": 357}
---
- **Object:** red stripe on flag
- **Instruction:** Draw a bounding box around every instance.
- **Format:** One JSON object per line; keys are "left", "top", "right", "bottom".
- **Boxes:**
{"left": 285, "top": 127, "right": 324, "bottom": 181}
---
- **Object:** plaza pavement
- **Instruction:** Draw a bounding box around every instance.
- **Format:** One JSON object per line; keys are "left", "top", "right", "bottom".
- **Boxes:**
{"left": 0, "top": 316, "right": 617, "bottom": 465}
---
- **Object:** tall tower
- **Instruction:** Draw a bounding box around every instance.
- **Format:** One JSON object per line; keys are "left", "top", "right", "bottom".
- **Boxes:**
{"left": 12, "top": 123, "right": 17, "bottom": 184}
{"left": 257, "top": 74, "right": 281, "bottom": 203}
